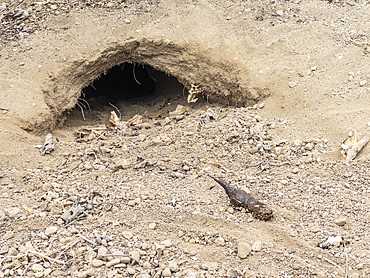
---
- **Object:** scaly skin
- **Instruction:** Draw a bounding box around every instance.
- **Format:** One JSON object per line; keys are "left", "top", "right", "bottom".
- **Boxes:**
{"left": 209, "top": 175, "right": 273, "bottom": 221}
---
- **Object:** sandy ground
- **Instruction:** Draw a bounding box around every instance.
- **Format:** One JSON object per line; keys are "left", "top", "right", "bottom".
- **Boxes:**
{"left": 0, "top": 0, "right": 369, "bottom": 277}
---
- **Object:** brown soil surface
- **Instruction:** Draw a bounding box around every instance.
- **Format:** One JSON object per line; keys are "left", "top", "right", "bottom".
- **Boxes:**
{"left": 0, "top": 0, "right": 369, "bottom": 277}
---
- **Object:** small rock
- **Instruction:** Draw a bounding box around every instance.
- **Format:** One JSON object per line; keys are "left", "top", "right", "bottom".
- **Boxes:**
{"left": 106, "top": 258, "right": 120, "bottom": 267}
{"left": 359, "top": 80, "right": 366, "bottom": 87}
{"left": 124, "top": 19, "right": 131, "bottom": 24}
{"left": 276, "top": 9, "right": 284, "bottom": 16}
{"left": 122, "top": 231, "right": 133, "bottom": 239}
{"left": 161, "top": 239, "right": 172, "bottom": 248}
{"left": 310, "top": 225, "right": 320, "bottom": 233}
{"left": 254, "top": 115, "right": 263, "bottom": 122}
{"left": 45, "top": 226, "right": 58, "bottom": 236}
{"left": 97, "top": 246, "right": 108, "bottom": 259}
{"left": 258, "top": 103, "right": 265, "bottom": 109}
{"left": 289, "top": 81, "right": 297, "bottom": 88}
{"left": 162, "top": 268, "right": 172, "bottom": 277}
{"left": 7, "top": 247, "right": 18, "bottom": 256}
{"left": 121, "top": 256, "right": 131, "bottom": 264}
{"left": 251, "top": 240, "right": 262, "bottom": 252}
{"left": 129, "top": 250, "right": 140, "bottom": 262}
{"left": 215, "top": 237, "right": 225, "bottom": 246}
{"left": 92, "top": 259, "right": 105, "bottom": 267}
{"left": 168, "top": 260, "right": 179, "bottom": 272}
{"left": 334, "top": 218, "right": 346, "bottom": 226}
{"left": 32, "top": 264, "right": 44, "bottom": 272}
{"left": 127, "top": 267, "right": 136, "bottom": 275}
{"left": 355, "top": 263, "right": 363, "bottom": 270}
{"left": 6, "top": 207, "right": 21, "bottom": 217}
{"left": 227, "top": 207, "right": 234, "bottom": 214}
{"left": 237, "top": 242, "right": 251, "bottom": 259}
{"left": 171, "top": 172, "right": 185, "bottom": 179}
{"left": 304, "top": 143, "right": 314, "bottom": 151}
{"left": 3, "top": 231, "right": 14, "bottom": 240}
{"left": 292, "top": 168, "right": 300, "bottom": 174}
{"left": 149, "top": 223, "right": 156, "bottom": 230}
{"left": 292, "top": 264, "right": 301, "bottom": 270}
{"left": 249, "top": 147, "right": 259, "bottom": 154}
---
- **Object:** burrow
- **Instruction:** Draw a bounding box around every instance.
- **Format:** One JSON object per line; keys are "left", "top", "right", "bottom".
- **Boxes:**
{"left": 43, "top": 38, "right": 271, "bottom": 129}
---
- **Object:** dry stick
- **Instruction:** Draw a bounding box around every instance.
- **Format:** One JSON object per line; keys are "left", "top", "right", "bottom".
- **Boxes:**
{"left": 56, "top": 240, "right": 80, "bottom": 259}
{"left": 29, "top": 251, "right": 64, "bottom": 265}
{"left": 323, "top": 257, "right": 341, "bottom": 269}
{"left": 132, "top": 63, "right": 141, "bottom": 85}
{"left": 0, "top": 16, "right": 27, "bottom": 35}
{"left": 77, "top": 233, "right": 97, "bottom": 246}
{"left": 0, "top": 107, "right": 8, "bottom": 111}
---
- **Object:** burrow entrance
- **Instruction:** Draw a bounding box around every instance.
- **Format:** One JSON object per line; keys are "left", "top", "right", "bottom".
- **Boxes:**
{"left": 62, "top": 62, "right": 206, "bottom": 128}
{"left": 44, "top": 39, "right": 270, "bottom": 131}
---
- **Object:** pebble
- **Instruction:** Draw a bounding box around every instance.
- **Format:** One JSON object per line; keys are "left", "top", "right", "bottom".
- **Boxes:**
{"left": 227, "top": 207, "right": 234, "bottom": 214}
{"left": 359, "top": 80, "right": 366, "bottom": 86}
{"left": 276, "top": 9, "right": 284, "bottom": 16}
{"left": 237, "top": 242, "right": 251, "bottom": 259}
{"left": 106, "top": 258, "right": 120, "bottom": 267}
{"left": 292, "top": 264, "right": 301, "bottom": 270}
{"left": 127, "top": 267, "right": 136, "bottom": 275}
{"left": 148, "top": 223, "right": 157, "bottom": 230}
{"left": 6, "top": 207, "right": 21, "bottom": 217}
{"left": 334, "top": 218, "right": 346, "bottom": 226}
{"left": 92, "top": 259, "right": 105, "bottom": 267}
{"left": 168, "top": 260, "right": 179, "bottom": 272}
{"left": 122, "top": 231, "right": 133, "bottom": 239}
{"left": 215, "top": 237, "right": 225, "bottom": 246}
{"left": 121, "top": 257, "right": 131, "bottom": 264}
{"left": 161, "top": 239, "right": 172, "bottom": 248}
{"left": 32, "top": 264, "right": 44, "bottom": 272}
{"left": 251, "top": 240, "right": 262, "bottom": 252}
{"left": 289, "top": 81, "right": 297, "bottom": 88}
{"left": 7, "top": 247, "right": 18, "bottom": 256}
{"left": 129, "top": 250, "right": 140, "bottom": 261}
{"left": 162, "top": 268, "right": 172, "bottom": 277}
{"left": 97, "top": 246, "right": 108, "bottom": 259}
{"left": 3, "top": 231, "right": 14, "bottom": 240}
{"left": 309, "top": 225, "right": 320, "bottom": 233}
{"left": 45, "top": 226, "right": 58, "bottom": 236}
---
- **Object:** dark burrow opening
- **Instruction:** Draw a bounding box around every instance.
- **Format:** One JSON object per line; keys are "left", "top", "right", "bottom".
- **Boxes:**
{"left": 63, "top": 62, "right": 200, "bottom": 127}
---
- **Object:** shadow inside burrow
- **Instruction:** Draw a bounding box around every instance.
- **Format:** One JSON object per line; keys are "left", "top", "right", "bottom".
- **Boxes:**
{"left": 62, "top": 62, "right": 206, "bottom": 128}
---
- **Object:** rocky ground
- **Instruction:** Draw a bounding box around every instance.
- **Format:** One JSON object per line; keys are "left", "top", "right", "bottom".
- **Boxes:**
{"left": 1, "top": 97, "right": 369, "bottom": 277}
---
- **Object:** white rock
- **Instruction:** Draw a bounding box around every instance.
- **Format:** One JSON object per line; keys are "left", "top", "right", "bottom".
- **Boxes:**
{"left": 289, "top": 81, "right": 297, "bottom": 88}
{"left": 122, "top": 231, "right": 133, "bottom": 239}
{"left": 215, "top": 237, "right": 225, "bottom": 246}
{"left": 6, "top": 207, "right": 21, "bottom": 217}
{"left": 359, "top": 80, "right": 366, "bottom": 86}
{"left": 161, "top": 239, "right": 172, "bottom": 248}
{"left": 97, "top": 246, "right": 108, "bottom": 259}
{"left": 106, "top": 258, "right": 120, "bottom": 267}
{"left": 45, "top": 226, "right": 58, "bottom": 236}
{"left": 3, "top": 231, "right": 14, "bottom": 240}
{"left": 335, "top": 218, "right": 346, "bottom": 226}
{"left": 127, "top": 267, "right": 136, "bottom": 275}
{"left": 148, "top": 223, "right": 157, "bottom": 230}
{"left": 162, "top": 268, "right": 172, "bottom": 277}
{"left": 237, "top": 242, "right": 251, "bottom": 259}
{"left": 129, "top": 250, "right": 140, "bottom": 261}
{"left": 168, "top": 260, "right": 179, "bottom": 272}
{"left": 91, "top": 259, "right": 105, "bottom": 267}
{"left": 32, "top": 264, "right": 44, "bottom": 272}
{"left": 251, "top": 240, "right": 262, "bottom": 252}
